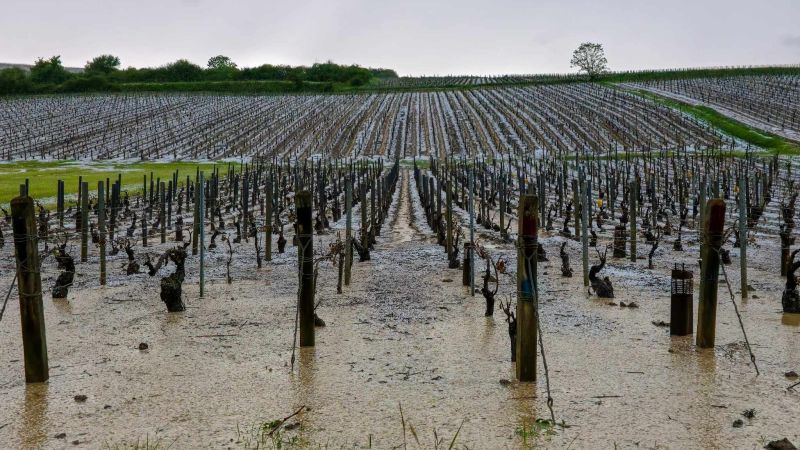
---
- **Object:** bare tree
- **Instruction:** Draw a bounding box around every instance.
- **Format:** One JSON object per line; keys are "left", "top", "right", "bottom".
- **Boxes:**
{"left": 570, "top": 42, "right": 608, "bottom": 80}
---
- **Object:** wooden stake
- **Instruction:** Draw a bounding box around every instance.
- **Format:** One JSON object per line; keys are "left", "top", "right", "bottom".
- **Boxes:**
{"left": 516, "top": 194, "right": 538, "bottom": 382}
{"left": 697, "top": 199, "right": 726, "bottom": 348}
{"left": 11, "top": 195, "right": 49, "bottom": 383}
{"left": 297, "top": 191, "right": 315, "bottom": 347}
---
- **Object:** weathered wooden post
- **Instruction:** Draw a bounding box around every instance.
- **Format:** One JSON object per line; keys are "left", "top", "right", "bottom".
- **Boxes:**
{"left": 297, "top": 191, "right": 315, "bottom": 347}
{"left": 265, "top": 179, "right": 273, "bottom": 262}
{"left": 738, "top": 175, "right": 748, "bottom": 300}
{"left": 57, "top": 180, "right": 64, "bottom": 228}
{"left": 572, "top": 178, "right": 580, "bottom": 239}
{"left": 516, "top": 194, "right": 538, "bottom": 382}
{"left": 629, "top": 180, "right": 637, "bottom": 262}
{"left": 11, "top": 195, "right": 49, "bottom": 383}
{"left": 98, "top": 182, "right": 107, "bottom": 286}
{"left": 345, "top": 179, "right": 353, "bottom": 285}
{"left": 80, "top": 181, "right": 89, "bottom": 262}
{"left": 670, "top": 264, "right": 693, "bottom": 336}
{"left": 697, "top": 199, "right": 726, "bottom": 348}
{"left": 581, "top": 174, "right": 589, "bottom": 287}
{"left": 160, "top": 181, "right": 166, "bottom": 244}
{"left": 360, "top": 183, "right": 370, "bottom": 260}
{"left": 446, "top": 169, "right": 453, "bottom": 260}
{"left": 199, "top": 172, "right": 205, "bottom": 298}
{"left": 469, "top": 164, "right": 475, "bottom": 296}
{"left": 191, "top": 178, "right": 199, "bottom": 256}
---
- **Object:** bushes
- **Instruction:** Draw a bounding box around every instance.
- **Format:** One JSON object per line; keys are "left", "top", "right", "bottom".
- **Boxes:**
{"left": 0, "top": 68, "right": 34, "bottom": 95}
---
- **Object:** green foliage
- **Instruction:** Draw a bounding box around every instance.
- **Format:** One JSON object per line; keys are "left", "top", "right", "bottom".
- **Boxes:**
{"left": 622, "top": 86, "right": 800, "bottom": 155}
{"left": 515, "top": 418, "right": 556, "bottom": 449}
{"left": 85, "top": 54, "right": 121, "bottom": 75}
{"left": 0, "top": 68, "right": 34, "bottom": 95}
{"left": 0, "top": 161, "right": 224, "bottom": 206}
{"left": 162, "top": 59, "right": 205, "bottom": 82}
{"left": 30, "top": 55, "right": 72, "bottom": 84}
{"left": 207, "top": 55, "right": 237, "bottom": 70}
{"left": 57, "top": 75, "right": 115, "bottom": 93}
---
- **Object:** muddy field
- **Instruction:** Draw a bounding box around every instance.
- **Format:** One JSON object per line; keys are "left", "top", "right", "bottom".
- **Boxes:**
{"left": 1, "top": 170, "right": 799, "bottom": 449}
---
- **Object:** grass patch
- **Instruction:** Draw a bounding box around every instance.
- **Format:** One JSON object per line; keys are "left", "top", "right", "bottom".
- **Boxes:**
{"left": 611, "top": 83, "right": 800, "bottom": 156}
{"left": 0, "top": 160, "right": 229, "bottom": 206}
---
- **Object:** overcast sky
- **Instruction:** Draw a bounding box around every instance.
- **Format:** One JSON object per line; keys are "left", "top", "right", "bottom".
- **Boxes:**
{"left": 1, "top": 0, "right": 798, "bottom": 76}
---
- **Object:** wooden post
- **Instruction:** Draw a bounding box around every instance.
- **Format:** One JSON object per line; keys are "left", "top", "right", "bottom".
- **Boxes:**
{"left": 57, "top": 180, "right": 64, "bottom": 228}
{"left": 739, "top": 175, "right": 748, "bottom": 300}
{"left": 516, "top": 194, "right": 538, "bottom": 382}
{"left": 80, "top": 181, "right": 89, "bottom": 262}
{"left": 572, "top": 178, "right": 580, "bottom": 239}
{"left": 697, "top": 199, "right": 726, "bottom": 348}
{"left": 192, "top": 179, "right": 199, "bottom": 256}
{"left": 629, "top": 180, "right": 637, "bottom": 262}
{"left": 98, "top": 182, "right": 106, "bottom": 286}
{"left": 160, "top": 181, "right": 166, "bottom": 244}
{"left": 265, "top": 179, "right": 273, "bottom": 262}
{"left": 345, "top": 179, "right": 353, "bottom": 286}
{"left": 297, "top": 191, "right": 315, "bottom": 347}
{"left": 446, "top": 170, "right": 453, "bottom": 260}
{"left": 581, "top": 174, "right": 589, "bottom": 287}
{"left": 199, "top": 172, "right": 205, "bottom": 298}
{"left": 360, "top": 183, "right": 369, "bottom": 251}
{"left": 11, "top": 196, "right": 49, "bottom": 383}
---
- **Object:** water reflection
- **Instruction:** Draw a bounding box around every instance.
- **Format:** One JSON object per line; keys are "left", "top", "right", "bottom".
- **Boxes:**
{"left": 20, "top": 382, "right": 49, "bottom": 449}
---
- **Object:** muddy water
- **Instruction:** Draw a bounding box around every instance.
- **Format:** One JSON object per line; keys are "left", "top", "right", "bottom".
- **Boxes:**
{"left": 1, "top": 170, "right": 799, "bottom": 449}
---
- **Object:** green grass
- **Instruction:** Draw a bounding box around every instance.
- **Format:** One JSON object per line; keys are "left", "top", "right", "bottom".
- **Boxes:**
{"left": 0, "top": 160, "right": 229, "bottom": 206}
{"left": 609, "top": 83, "right": 800, "bottom": 156}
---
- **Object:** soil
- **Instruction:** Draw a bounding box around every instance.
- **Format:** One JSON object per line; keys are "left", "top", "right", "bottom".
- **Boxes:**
{"left": 1, "top": 170, "right": 799, "bottom": 449}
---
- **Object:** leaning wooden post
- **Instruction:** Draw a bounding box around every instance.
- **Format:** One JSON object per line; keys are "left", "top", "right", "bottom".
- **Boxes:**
{"left": 696, "top": 199, "right": 726, "bottom": 348}
{"left": 738, "top": 175, "right": 748, "bottom": 300}
{"left": 199, "top": 172, "right": 205, "bottom": 298}
{"left": 80, "top": 181, "right": 89, "bottom": 262}
{"left": 11, "top": 195, "right": 49, "bottom": 383}
{"left": 516, "top": 194, "right": 538, "bottom": 382}
{"left": 345, "top": 179, "right": 353, "bottom": 286}
{"left": 98, "top": 182, "right": 107, "bottom": 286}
{"left": 297, "top": 191, "right": 315, "bottom": 347}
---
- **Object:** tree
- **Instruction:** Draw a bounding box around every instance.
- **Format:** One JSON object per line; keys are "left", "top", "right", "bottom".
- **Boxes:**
{"left": 85, "top": 54, "right": 121, "bottom": 75}
{"left": 162, "top": 59, "right": 204, "bottom": 82}
{"left": 207, "top": 55, "right": 237, "bottom": 70}
{"left": 570, "top": 42, "right": 608, "bottom": 80}
{"left": 30, "top": 56, "right": 71, "bottom": 84}
{"left": 0, "top": 68, "right": 34, "bottom": 94}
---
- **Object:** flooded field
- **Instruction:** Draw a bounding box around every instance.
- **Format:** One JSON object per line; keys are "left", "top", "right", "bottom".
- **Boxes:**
{"left": 1, "top": 170, "right": 798, "bottom": 449}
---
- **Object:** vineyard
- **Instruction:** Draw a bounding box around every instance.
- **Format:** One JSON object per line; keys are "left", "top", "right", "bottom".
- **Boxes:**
{"left": 628, "top": 75, "right": 800, "bottom": 141}
{"left": 0, "top": 76, "right": 799, "bottom": 449}
{"left": 0, "top": 83, "right": 748, "bottom": 162}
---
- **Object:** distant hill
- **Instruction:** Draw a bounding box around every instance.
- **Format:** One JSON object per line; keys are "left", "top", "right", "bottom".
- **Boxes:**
{"left": 0, "top": 62, "right": 84, "bottom": 73}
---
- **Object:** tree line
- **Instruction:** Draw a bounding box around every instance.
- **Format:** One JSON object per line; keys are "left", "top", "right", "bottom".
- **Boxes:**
{"left": 0, "top": 54, "right": 399, "bottom": 95}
